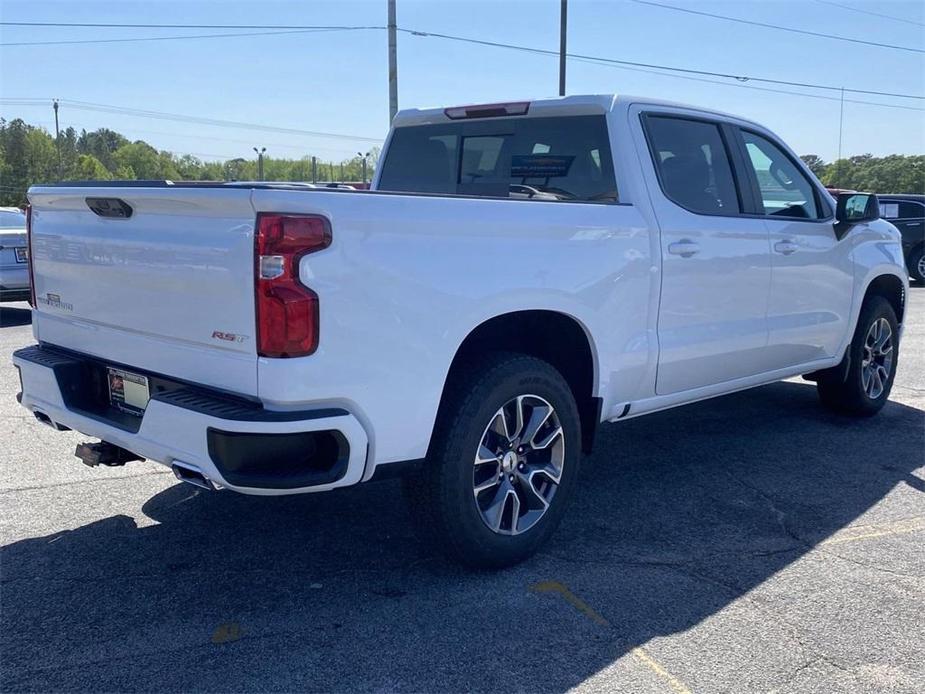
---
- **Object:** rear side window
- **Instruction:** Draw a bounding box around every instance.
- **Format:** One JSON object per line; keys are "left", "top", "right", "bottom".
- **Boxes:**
{"left": 378, "top": 115, "right": 618, "bottom": 202}
{"left": 644, "top": 116, "right": 740, "bottom": 215}
{"left": 742, "top": 131, "right": 824, "bottom": 220}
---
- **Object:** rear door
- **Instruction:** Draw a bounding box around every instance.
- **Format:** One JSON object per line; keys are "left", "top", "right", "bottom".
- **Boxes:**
{"left": 637, "top": 109, "right": 774, "bottom": 395}
{"left": 735, "top": 128, "right": 853, "bottom": 368}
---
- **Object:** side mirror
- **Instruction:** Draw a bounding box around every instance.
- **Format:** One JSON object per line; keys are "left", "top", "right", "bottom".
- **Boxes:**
{"left": 834, "top": 192, "right": 879, "bottom": 239}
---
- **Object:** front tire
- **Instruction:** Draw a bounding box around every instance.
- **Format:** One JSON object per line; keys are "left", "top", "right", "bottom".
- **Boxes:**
{"left": 404, "top": 353, "right": 581, "bottom": 569}
{"left": 817, "top": 296, "right": 899, "bottom": 416}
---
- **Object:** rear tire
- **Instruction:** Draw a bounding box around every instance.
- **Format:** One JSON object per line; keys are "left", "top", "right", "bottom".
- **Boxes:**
{"left": 817, "top": 296, "right": 898, "bottom": 417}
{"left": 404, "top": 352, "right": 581, "bottom": 569}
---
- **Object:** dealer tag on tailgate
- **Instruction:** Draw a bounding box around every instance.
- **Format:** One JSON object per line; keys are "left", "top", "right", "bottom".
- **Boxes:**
{"left": 107, "top": 368, "right": 150, "bottom": 416}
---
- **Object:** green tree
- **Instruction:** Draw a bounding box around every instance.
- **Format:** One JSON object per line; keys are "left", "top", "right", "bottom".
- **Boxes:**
{"left": 73, "top": 154, "right": 111, "bottom": 181}
{"left": 77, "top": 128, "right": 129, "bottom": 170}
{"left": 800, "top": 154, "right": 827, "bottom": 178}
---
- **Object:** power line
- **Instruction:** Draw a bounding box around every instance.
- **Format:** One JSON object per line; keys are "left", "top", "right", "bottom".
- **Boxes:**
{"left": 812, "top": 0, "right": 925, "bottom": 28}
{"left": 0, "top": 27, "right": 364, "bottom": 48}
{"left": 0, "top": 21, "right": 385, "bottom": 30}
{"left": 4, "top": 17, "right": 922, "bottom": 99}
{"left": 400, "top": 28, "right": 925, "bottom": 101}
{"left": 570, "top": 54, "right": 925, "bottom": 112}
{"left": 630, "top": 0, "right": 925, "bottom": 54}
{"left": 0, "top": 98, "right": 384, "bottom": 143}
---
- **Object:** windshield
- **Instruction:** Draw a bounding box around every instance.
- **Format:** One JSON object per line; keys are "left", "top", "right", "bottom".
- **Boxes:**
{"left": 378, "top": 115, "right": 618, "bottom": 202}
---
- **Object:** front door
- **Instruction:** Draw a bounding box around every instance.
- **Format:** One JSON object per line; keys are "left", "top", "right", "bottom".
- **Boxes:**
{"left": 737, "top": 129, "right": 853, "bottom": 368}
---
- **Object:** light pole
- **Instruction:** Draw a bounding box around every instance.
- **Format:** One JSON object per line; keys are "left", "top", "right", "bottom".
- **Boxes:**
{"left": 253, "top": 147, "right": 266, "bottom": 181}
{"left": 559, "top": 0, "right": 567, "bottom": 96}
{"left": 357, "top": 151, "right": 371, "bottom": 184}
{"left": 388, "top": 0, "right": 398, "bottom": 125}
{"left": 53, "top": 99, "right": 62, "bottom": 180}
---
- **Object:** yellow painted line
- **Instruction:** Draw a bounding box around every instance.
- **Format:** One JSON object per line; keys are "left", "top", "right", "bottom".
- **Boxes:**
{"left": 530, "top": 581, "right": 692, "bottom": 694}
{"left": 822, "top": 516, "right": 925, "bottom": 545}
{"left": 211, "top": 622, "right": 243, "bottom": 644}
{"left": 631, "top": 647, "right": 694, "bottom": 694}
{"left": 530, "top": 580, "right": 609, "bottom": 625}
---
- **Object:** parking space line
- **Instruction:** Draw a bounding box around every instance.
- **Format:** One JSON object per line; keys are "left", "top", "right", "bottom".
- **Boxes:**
{"left": 530, "top": 581, "right": 693, "bottom": 693}
{"left": 530, "top": 580, "right": 610, "bottom": 625}
{"left": 631, "top": 647, "right": 694, "bottom": 694}
{"left": 822, "top": 516, "right": 925, "bottom": 545}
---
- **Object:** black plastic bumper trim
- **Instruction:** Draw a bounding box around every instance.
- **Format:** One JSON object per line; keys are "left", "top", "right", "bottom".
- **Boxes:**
{"left": 14, "top": 343, "right": 348, "bottom": 425}
{"left": 207, "top": 427, "right": 349, "bottom": 489}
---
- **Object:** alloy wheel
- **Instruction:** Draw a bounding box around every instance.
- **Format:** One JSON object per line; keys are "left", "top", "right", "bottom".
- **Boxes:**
{"left": 861, "top": 317, "right": 894, "bottom": 399}
{"left": 472, "top": 394, "right": 565, "bottom": 535}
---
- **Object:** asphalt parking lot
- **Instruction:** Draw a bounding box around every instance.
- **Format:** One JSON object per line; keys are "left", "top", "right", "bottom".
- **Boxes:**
{"left": 1, "top": 291, "right": 922, "bottom": 694}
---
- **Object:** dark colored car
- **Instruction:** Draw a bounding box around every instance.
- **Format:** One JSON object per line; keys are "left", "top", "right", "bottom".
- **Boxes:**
{"left": 878, "top": 194, "right": 925, "bottom": 283}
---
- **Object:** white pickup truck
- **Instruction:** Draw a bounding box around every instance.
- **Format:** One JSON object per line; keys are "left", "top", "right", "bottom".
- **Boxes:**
{"left": 15, "top": 95, "right": 908, "bottom": 567}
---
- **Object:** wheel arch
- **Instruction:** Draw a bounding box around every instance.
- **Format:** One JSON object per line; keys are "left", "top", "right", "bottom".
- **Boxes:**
{"left": 862, "top": 272, "right": 906, "bottom": 326}
{"left": 433, "top": 310, "right": 601, "bottom": 456}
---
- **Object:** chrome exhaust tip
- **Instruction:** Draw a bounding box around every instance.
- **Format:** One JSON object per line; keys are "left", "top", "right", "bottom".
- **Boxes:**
{"left": 171, "top": 463, "right": 215, "bottom": 491}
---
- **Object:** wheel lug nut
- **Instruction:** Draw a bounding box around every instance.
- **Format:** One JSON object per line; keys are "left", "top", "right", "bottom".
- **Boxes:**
{"left": 509, "top": 475, "right": 514, "bottom": 482}
{"left": 518, "top": 463, "right": 524, "bottom": 470}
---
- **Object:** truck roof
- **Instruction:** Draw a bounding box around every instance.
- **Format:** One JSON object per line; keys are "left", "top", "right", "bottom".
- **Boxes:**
{"left": 392, "top": 93, "right": 765, "bottom": 130}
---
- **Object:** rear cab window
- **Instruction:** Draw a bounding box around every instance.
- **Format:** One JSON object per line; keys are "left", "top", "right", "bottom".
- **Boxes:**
{"left": 377, "top": 115, "right": 618, "bottom": 203}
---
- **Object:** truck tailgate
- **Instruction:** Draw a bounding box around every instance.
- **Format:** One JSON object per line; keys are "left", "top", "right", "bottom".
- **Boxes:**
{"left": 28, "top": 186, "right": 259, "bottom": 396}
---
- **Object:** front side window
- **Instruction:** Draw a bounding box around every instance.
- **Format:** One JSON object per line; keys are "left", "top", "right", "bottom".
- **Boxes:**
{"left": 742, "top": 131, "right": 824, "bottom": 220}
{"left": 378, "top": 115, "right": 618, "bottom": 202}
{"left": 644, "top": 116, "right": 740, "bottom": 215}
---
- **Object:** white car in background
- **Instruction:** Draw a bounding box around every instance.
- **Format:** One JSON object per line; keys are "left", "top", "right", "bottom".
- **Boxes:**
{"left": 0, "top": 206, "right": 29, "bottom": 303}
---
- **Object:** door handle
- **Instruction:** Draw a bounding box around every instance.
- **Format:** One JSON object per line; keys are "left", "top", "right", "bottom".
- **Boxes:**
{"left": 667, "top": 240, "right": 700, "bottom": 258}
{"left": 774, "top": 240, "right": 798, "bottom": 255}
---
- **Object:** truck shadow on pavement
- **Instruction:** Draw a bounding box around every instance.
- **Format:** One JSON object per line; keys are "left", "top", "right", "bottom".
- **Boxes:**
{"left": 2, "top": 381, "right": 923, "bottom": 692}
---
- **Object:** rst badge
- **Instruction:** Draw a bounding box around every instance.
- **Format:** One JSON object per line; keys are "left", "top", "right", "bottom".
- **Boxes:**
{"left": 211, "top": 331, "right": 248, "bottom": 344}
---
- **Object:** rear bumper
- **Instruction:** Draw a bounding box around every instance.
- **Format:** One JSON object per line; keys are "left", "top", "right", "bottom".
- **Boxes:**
{"left": 12, "top": 344, "right": 369, "bottom": 495}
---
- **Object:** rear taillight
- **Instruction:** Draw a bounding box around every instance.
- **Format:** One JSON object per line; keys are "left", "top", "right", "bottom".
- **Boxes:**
{"left": 254, "top": 213, "right": 331, "bottom": 358}
{"left": 25, "top": 203, "right": 35, "bottom": 307}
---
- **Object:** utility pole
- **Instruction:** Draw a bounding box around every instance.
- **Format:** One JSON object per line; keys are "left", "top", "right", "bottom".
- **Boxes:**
{"left": 52, "top": 99, "right": 62, "bottom": 180}
{"left": 311, "top": 156, "right": 317, "bottom": 183}
{"left": 836, "top": 87, "right": 845, "bottom": 188}
{"left": 253, "top": 147, "right": 265, "bottom": 181}
{"left": 388, "top": 0, "right": 398, "bottom": 125}
{"left": 559, "top": 0, "right": 567, "bottom": 96}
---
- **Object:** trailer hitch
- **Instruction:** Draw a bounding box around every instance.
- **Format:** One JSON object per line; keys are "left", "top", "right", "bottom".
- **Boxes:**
{"left": 75, "top": 441, "right": 144, "bottom": 467}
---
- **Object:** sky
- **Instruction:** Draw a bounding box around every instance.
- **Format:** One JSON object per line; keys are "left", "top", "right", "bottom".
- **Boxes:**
{"left": 1, "top": 0, "right": 923, "bottom": 164}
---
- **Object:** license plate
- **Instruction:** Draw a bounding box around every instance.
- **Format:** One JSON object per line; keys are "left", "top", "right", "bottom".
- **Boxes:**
{"left": 107, "top": 367, "right": 150, "bottom": 416}
{"left": 14, "top": 247, "right": 27, "bottom": 263}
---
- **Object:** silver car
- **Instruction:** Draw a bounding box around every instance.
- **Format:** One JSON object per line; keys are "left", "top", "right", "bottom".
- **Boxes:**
{"left": 0, "top": 207, "right": 29, "bottom": 303}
